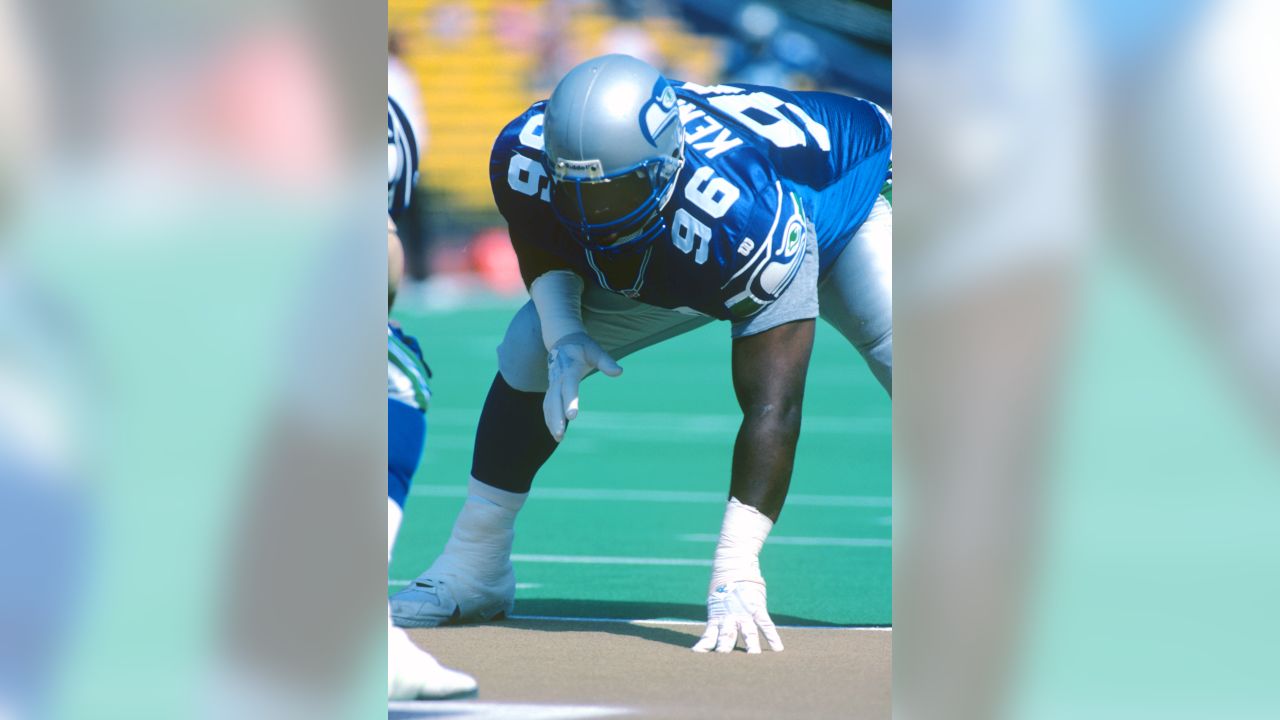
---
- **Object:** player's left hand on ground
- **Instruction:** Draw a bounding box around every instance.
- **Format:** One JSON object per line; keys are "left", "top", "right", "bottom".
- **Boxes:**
{"left": 544, "top": 331, "right": 622, "bottom": 442}
{"left": 692, "top": 580, "right": 784, "bottom": 654}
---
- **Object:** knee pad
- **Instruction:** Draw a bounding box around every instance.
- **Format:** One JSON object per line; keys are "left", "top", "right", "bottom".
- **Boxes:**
{"left": 496, "top": 302, "right": 550, "bottom": 393}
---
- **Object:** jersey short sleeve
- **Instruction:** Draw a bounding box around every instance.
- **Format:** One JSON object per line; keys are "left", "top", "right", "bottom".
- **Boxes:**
{"left": 674, "top": 83, "right": 891, "bottom": 271}
{"left": 715, "top": 180, "right": 814, "bottom": 320}
{"left": 787, "top": 91, "right": 892, "bottom": 267}
{"left": 489, "top": 104, "right": 584, "bottom": 288}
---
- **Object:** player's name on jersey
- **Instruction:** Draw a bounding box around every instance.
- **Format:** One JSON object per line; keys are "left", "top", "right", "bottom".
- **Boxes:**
{"left": 677, "top": 99, "right": 743, "bottom": 160}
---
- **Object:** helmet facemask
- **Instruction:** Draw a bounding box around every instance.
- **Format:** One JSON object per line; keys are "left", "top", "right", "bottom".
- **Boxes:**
{"left": 540, "top": 54, "right": 687, "bottom": 255}
{"left": 545, "top": 139, "right": 684, "bottom": 255}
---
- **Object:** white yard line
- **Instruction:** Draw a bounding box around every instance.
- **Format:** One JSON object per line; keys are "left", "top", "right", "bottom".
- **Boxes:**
{"left": 389, "top": 700, "right": 630, "bottom": 719}
{"left": 678, "top": 533, "right": 891, "bottom": 548}
{"left": 426, "top": 408, "right": 888, "bottom": 436}
{"left": 410, "top": 484, "right": 890, "bottom": 508}
{"left": 511, "top": 553, "right": 712, "bottom": 567}
{"left": 508, "top": 614, "right": 892, "bottom": 631}
{"left": 389, "top": 580, "right": 542, "bottom": 590}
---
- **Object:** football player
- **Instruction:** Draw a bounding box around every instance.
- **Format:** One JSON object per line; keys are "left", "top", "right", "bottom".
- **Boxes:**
{"left": 386, "top": 96, "right": 477, "bottom": 697}
{"left": 391, "top": 55, "right": 891, "bottom": 654}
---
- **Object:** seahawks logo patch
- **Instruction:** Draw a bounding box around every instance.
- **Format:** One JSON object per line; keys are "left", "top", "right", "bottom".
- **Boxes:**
{"left": 640, "top": 80, "right": 679, "bottom": 147}
{"left": 722, "top": 187, "right": 809, "bottom": 318}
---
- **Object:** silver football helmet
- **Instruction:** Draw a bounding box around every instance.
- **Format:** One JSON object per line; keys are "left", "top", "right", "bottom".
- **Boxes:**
{"left": 542, "top": 54, "right": 685, "bottom": 252}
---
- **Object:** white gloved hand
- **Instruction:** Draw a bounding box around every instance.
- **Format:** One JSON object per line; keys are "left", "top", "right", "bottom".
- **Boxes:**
{"left": 692, "top": 498, "right": 783, "bottom": 654}
{"left": 692, "top": 580, "right": 784, "bottom": 654}
{"left": 543, "top": 332, "right": 622, "bottom": 442}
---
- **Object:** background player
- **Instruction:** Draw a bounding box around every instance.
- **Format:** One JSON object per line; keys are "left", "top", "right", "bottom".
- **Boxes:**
{"left": 391, "top": 55, "right": 891, "bottom": 654}
{"left": 386, "top": 96, "right": 476, "bottom": 697}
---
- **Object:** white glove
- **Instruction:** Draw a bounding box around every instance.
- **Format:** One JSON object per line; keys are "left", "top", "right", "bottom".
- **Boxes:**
{"left": 692, "top": 497, "right": 783, "bottom": 654}
{"left": 692, "top": 580, "right": 784, "bottom": 654}
{"left": 543, "top": 332, "right": 622, "bottom": 442}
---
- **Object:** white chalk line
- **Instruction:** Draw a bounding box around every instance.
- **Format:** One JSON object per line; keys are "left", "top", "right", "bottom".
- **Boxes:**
{"left": 410, "top": 484, "right": 890, "bottom": 508}
{"left": 381, "top": 605, "right": 889, "bottom": 631}
{"left": 507, "top": 614, "right": 892, "bottom": 631}
{"left": 389, "top": 580, "right": 542, "bottom": 590}
{"left": 511, "top": 553, "right": 711, "bottom": 567}
{"left": 427, "top": 408, "right": 888, "bottom": 436}
{"left": 678, "top": 533, "right": 891, "bottom": 548}
{"left": 389, "top": 700, "right": 630, "bottom": 719}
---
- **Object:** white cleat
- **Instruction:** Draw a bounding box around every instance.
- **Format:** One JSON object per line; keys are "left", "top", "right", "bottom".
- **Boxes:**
{"left": 388, "top": 624, "right": 477, "bottom": 700}
{"left": 390, "top": 564, "right": 515, "bottom": 628}
{"left": 393, "top": 491, "right": 520, "bottom": 628}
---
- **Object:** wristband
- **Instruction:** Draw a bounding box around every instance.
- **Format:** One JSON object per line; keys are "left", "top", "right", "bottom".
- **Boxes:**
{"left": 709, "top": 497, "right": 774, "bottom": 592}
{"left": 529, "top": 270, "right": 587, "bottom": 350}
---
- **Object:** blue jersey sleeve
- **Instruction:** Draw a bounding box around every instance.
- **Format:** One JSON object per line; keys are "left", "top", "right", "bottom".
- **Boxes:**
{"left": 677, "top": 83, "right": 890, "bottom": 189}
{"left": 489, "top": 103, "right": 585, "bottom": 287}
{"left": 674, "top": 83, "right": 891, "bottom": 271}
{"left": 716, "top": 182, "right": 811, "bottom": 320}
{"left": 779, "top": 91, "right": 891, "bottom": 191}
{"left": 787, "top": 92, "right": 891, "bottom": 267}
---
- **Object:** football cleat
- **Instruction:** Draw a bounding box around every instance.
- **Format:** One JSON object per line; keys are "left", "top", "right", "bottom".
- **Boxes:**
{"left": 390, "top": 564, "right": 515, "bottom": 628}
{"left": 387, "top": 621, "right": 477, "bottom": 700}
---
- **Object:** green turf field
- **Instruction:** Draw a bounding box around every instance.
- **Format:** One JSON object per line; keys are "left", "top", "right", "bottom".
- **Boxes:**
{"left": 390, "top": 305, "right": 891, "bottom": 626}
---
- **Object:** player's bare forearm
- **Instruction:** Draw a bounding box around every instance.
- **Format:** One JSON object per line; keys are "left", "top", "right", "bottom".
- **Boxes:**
{"left": 729, "top": 319, "right": 816, "bottom": 522}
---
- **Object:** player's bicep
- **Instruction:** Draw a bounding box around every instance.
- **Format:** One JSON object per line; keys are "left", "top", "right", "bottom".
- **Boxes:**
{"left": 731, "top": 317, "right": 816, "bottom": 410}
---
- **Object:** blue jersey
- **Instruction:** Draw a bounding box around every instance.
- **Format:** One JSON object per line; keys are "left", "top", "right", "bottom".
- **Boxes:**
{"left": 490, "top": 82, "right": 891, "bottom": 321}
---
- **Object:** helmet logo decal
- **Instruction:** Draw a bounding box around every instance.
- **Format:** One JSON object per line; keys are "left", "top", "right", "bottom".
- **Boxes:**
{"left": 640, "top": 80, "right": 679, "bottom": 147}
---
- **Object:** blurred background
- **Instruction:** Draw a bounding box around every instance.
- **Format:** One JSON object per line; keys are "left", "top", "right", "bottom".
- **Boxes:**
{"left": 384, "top": 0, "right": 896, "bottom": 692}
{"left": 386, "top": 0, "right": 890, "bottom": 305}
{"left": 3, "top": 0, "right": 1279, "bottom": 718}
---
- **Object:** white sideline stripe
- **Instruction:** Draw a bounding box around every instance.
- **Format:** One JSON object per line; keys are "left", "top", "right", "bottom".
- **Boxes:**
{"left": 411, "top": 484, "right": 891, "bottom": 508}
{"left": 427, "top": 407, "right": 888, "bottom": 435}
{"left": 388, "top": 580, "right": 541, "bottom": 589}
{"left": 679, "top": 533, "right": 891, "bottom": 548}
{"left": 512, "top": 553, "right": 712, "bottom": 567}
{"left": 509, "top": 614, "right": 892, "bottom": 631}
{"left": 389, "top": 700, "right": 630, "bottom": 719}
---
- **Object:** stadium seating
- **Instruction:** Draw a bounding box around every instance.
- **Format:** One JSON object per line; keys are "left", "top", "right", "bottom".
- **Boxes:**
{"left": 390, "top": 0, "right": 720, "bottom": 211}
